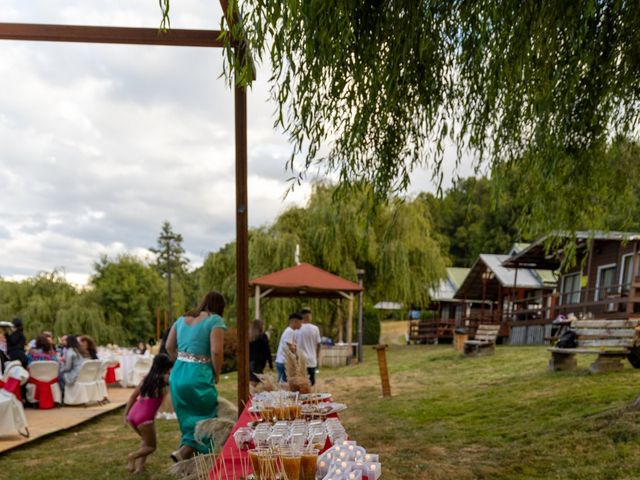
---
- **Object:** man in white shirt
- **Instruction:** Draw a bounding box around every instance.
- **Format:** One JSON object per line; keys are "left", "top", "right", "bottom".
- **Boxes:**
{"left": 275, "top": 312, "right": 303, "bottom": 382}
{"left": 295, "top": 308, "right": 322, "bottom": 385}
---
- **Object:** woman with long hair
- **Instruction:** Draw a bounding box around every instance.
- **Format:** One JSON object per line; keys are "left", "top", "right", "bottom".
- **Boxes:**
{"left": 27, "top": 334, "right": 58, "bottom": 364}
{"left": 249, "top": 319, "right": 272, "bottom": 385}
{"left": 59, "top": 334, "right": 86, "bottom": 394}
{"left": 79, "top": 335, "right": 99, "bottom": 360}
{"left": 165, "top": 290, "right": 226, "bottom": 461}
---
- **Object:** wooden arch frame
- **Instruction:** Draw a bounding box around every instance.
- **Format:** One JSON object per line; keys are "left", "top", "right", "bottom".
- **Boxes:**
{"left": 0, "top": 4, "right": 252, "bottom": 412}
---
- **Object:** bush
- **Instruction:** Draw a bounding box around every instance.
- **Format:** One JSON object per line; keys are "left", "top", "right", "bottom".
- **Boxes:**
{"left": 222, "top": 326, "right": 238, "bottom": 373}
{"left": 362, "top": 308, "right": 381, "bottom": 345}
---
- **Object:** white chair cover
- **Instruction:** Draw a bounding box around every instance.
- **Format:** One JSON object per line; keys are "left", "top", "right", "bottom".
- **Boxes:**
{"left": 0, "top": 364, "right": 29, "bottom": 438}
{"left": 2, "top": 360, "right": 29, "bottom": 385}
{"left": 64, "top": 360, "right": 102, "bottom": 406}
{"left": 96, "top": 361, "right": 108, "bottom": 400}
{"left": 130, "top": 356, "right": 153, "bottom": 386}
{"left": 26, "top": 361, "right": 62, "bottom": 405}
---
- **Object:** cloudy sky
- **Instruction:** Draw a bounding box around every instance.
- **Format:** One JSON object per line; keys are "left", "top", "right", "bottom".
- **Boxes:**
{"left": 0, "top": 1, "right": 474, "bottom": 285}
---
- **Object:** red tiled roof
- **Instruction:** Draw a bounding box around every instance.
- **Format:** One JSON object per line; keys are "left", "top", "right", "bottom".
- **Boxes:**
{"left": 250, "top": 263, "right": 362, "bottom": 298}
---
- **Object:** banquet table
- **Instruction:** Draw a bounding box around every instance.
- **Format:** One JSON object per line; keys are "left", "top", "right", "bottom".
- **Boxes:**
{"left": 211, "top": 398, "right": 337, "bottom": 479}
{"left": 97, "top": 351, "right": 149, "bottom": 387}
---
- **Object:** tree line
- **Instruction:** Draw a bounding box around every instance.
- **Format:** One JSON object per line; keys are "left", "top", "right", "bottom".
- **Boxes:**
{"left": 3, "top": 138, "right": 640, "bottom": 345}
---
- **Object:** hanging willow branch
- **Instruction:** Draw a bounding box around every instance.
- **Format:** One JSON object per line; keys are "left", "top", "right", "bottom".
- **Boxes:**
{"left": 160, "top": 1, "right": 640, "bottom": 230}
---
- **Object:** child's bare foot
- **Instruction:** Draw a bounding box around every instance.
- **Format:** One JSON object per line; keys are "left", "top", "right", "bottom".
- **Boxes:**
{"left": 134, "top": 457, "right": 146, "bottom": 474}
{"left": 126, "top": 453, "right": 136, "bottom": 473}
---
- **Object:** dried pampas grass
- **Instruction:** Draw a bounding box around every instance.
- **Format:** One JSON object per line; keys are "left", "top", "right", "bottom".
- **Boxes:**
{"left": 216, "top": 396, "right": 238, "bottom": 421}
{"left": 194, "top": 417, "right": 235, "bottom": 448}
{"left": 284, "top": 345, "right": 311, "bottom": 393}
{"left": 169, "top": 458, "right": 198, "bottom": 480}
{"left": 252, "top": 372, "right": 279, "bottom": 394}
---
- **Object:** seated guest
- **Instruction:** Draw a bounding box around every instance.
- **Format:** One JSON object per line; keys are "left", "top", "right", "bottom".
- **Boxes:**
{"left": 56, "top": 334, "right": 68, "bottom": 358}
{"left": 134, "top": 341, "right": 147, "bottom": 355}
{"left": 79, "top": 335, "right": 99, "bottom": 360}
{"left": 27, "top": 334, "right": 58, "bottom": 364}
{"left": 59, "top": 335, "right": 86, "bottom": 393}
{"left": 7, "top": 317, "right": 27, "bottom": 368}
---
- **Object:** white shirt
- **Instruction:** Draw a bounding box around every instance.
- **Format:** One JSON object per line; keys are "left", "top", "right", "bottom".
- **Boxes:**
{"left": 275, "top": 326, "right": 296, "bottom": 364}
{"left": 295, "top": 323, "right": 322, "bottom": 368}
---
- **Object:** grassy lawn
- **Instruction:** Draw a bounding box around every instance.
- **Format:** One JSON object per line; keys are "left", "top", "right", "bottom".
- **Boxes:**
{"left": 3, "top": 345, "right": 640, "bottom": 479}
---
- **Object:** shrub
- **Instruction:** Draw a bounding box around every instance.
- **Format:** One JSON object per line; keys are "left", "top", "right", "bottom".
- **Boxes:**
{"left": 222, "top": 326, "right": 238, "bottom": 373}
{"left": 362, "top": 308, "right": 381, "bottom": 345}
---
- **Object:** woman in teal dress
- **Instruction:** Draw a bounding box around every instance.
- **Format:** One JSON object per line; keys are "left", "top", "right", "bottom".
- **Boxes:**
{"left": 166, "top": 290, "right": 226, "bottom": 461}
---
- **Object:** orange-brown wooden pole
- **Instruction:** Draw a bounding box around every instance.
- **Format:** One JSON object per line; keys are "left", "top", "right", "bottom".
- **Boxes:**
{"left": 373, "top": 344, "right": 392, "bottom": 398}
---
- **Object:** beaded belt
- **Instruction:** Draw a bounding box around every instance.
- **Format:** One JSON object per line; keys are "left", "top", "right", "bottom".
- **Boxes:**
{"left": 177, "top": 352, "right": 211, "bottom": 364}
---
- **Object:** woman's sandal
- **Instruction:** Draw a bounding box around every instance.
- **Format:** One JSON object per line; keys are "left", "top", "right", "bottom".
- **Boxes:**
{"left": 170, "top": 450, "right": 183, "bottom": 463}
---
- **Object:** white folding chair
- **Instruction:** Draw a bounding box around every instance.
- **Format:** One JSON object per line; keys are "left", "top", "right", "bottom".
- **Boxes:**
{"left": 96, "top": 360, "right": 109, "bottom": 403}
{"left": 0, "top": 363, "right": 29, "bottom": 438}
{"left": 130, "top": 356, "right": 153, "bottom": 386}
{"left": 64, "top": 360, "right": 102, "bottom": 406}
{"left": 26, "top": 361, "right": 61, "bottom": 408}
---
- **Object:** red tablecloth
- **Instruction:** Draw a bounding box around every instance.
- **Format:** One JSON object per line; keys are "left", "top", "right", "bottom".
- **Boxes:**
{"left": 211, "top": 399, "right": 336, "bottom": 479}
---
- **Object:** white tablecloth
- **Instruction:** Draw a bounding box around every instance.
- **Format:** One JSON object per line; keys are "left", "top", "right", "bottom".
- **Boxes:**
{"left": 98, "top": 350, "right": 151, "bottom": 387}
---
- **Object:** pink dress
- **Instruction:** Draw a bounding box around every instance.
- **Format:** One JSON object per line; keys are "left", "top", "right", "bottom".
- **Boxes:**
{"left": 127, "top": 396, "right": 164, "bottom": 428}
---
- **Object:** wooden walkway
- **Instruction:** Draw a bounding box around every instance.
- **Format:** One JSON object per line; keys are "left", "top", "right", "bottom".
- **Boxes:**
{"left": 0, "top": 387, "right": 133, "bottom": 454}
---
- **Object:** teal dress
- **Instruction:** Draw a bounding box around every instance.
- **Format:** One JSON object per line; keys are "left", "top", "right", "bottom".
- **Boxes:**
{"left": 170, "top": 314, "right": 227, "bottom": 453}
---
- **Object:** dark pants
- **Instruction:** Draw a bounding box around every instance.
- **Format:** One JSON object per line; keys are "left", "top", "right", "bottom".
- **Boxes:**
{"left": 307, "top": 367, "right": 316, "bottom": 386}
{"left": 250, "top": 360, "right": 265, "bottom": 382}
{"left": 276, "top": 362, "right": 287, "bottom": 383}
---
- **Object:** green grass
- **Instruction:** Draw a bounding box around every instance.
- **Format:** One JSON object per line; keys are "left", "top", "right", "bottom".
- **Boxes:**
{"left": 3, "top": 346, "right": 640, "bottom": 479}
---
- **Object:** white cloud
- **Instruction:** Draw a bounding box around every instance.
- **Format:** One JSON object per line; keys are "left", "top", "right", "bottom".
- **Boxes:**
{"left": 0, "top": 1, "right": 473, "bottom": 284}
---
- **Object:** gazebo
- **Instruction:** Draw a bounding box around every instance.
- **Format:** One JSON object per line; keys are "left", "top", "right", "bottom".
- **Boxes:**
{"left": 250, "top": 263, "right": 364, "bottom": 359}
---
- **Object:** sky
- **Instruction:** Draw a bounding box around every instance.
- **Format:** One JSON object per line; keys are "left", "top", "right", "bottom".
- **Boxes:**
{"left": 0, "top": 1, "right": 474, "bottom": 285}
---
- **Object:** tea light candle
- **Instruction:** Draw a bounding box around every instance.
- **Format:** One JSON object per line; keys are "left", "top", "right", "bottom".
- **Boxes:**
{"left": 348, "top": 471, "right": 363, "bottom": 480}
{"left": 364, "top": 462, "right": 381, "bottom": 480}
{"left": 363, "top": 454, "right": 379, "bottom": 462}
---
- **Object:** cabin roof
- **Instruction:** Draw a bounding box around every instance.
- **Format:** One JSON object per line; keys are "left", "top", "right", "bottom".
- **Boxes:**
{"left": 503, "top": 231, "right": 640, "bottom": 270}
{"left": 430, "top": 267, "right": 470, "bottom": 302}
{"left": 454, "top": 254, "right": 554, "bottom": 300}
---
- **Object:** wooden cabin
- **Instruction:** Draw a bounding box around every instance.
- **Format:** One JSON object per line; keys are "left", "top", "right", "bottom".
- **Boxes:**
{"left": 429, "top": 267, "right": 471, "bottom": 340}
{"left": 454, "top": 253, "right": 556, "bottom": 343}
{"left": 504, "top": 231, "right": 640, "bottom": 322}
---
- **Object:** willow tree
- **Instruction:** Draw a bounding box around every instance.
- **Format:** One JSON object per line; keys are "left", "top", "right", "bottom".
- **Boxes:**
{"left": 196, "top": 182, "right": 447, "bottom": 339}
{"left": 160, "top": 2, "right": 639, "bottom": 237}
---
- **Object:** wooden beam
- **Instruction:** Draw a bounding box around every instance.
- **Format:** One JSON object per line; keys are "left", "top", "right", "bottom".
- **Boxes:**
{"left": 234, "top": 80, "right": 250, "bottom": 413}
{"left": 0, "top": 23, "right": 224, "bottom": 48}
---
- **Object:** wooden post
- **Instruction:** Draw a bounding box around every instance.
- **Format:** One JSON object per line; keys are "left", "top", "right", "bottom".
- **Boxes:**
{"left": 627, "top": 241, "right": 639, "bottom": 314}
{"left": 156, "top": 307, "right": 160, "bottom": 340}
{"left": 373, "top": 344, "right": 391, "bottom": 398}
{"left": 164, "top": 311, "right": 168, "bottom": 331}
{"left": 347, "top": 294, "right": 354, "bottom": 347}
{"left": 357, "top": 269, "right": 365, "bottom": 363}
{"left": 255, "top": 285, "right": 261, "bottom": 320}
{"left": 235, "top": 82, "right": 250, "bottom": 413}
{"left": 338, "top": 300, "right": 344, "bottom": 343}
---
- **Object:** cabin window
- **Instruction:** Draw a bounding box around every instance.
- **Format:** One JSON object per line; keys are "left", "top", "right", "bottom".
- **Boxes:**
{"left": 595, "top": 264, "right": 617, "bottom": 301}
{"left": 560, "top": 273, "right": 581, "bottom": 304}
{"left": 620, "top": 254, "right": 640, "bottom": 289}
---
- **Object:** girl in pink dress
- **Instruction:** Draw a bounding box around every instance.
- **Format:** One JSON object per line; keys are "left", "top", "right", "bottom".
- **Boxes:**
{"left": 123, "top": 353, "right": 172, "bottom": 474}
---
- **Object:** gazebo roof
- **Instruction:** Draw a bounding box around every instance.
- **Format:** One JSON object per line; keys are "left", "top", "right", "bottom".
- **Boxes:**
{"left": 250, "top": 263, "right": 363, "bottom": 298}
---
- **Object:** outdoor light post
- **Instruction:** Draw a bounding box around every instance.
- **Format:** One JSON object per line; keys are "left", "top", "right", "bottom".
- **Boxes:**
{"left": 357, "top": 268, "right": 365, "bottom": 363}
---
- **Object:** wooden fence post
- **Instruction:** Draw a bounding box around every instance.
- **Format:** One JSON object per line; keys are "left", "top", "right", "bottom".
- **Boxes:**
{"left": 373, "top": 344, "right": 391, "bottom": 398}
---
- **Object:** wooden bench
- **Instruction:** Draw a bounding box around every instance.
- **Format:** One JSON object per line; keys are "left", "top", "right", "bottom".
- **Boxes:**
{"left": 548, "top": 319, "right": 640, "bottom": 373}
{"left": 408, "top": 319, "right": 438, "bottom": 345}
{"left": 463, "top": 324, "right": 500, "bottom": 357}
